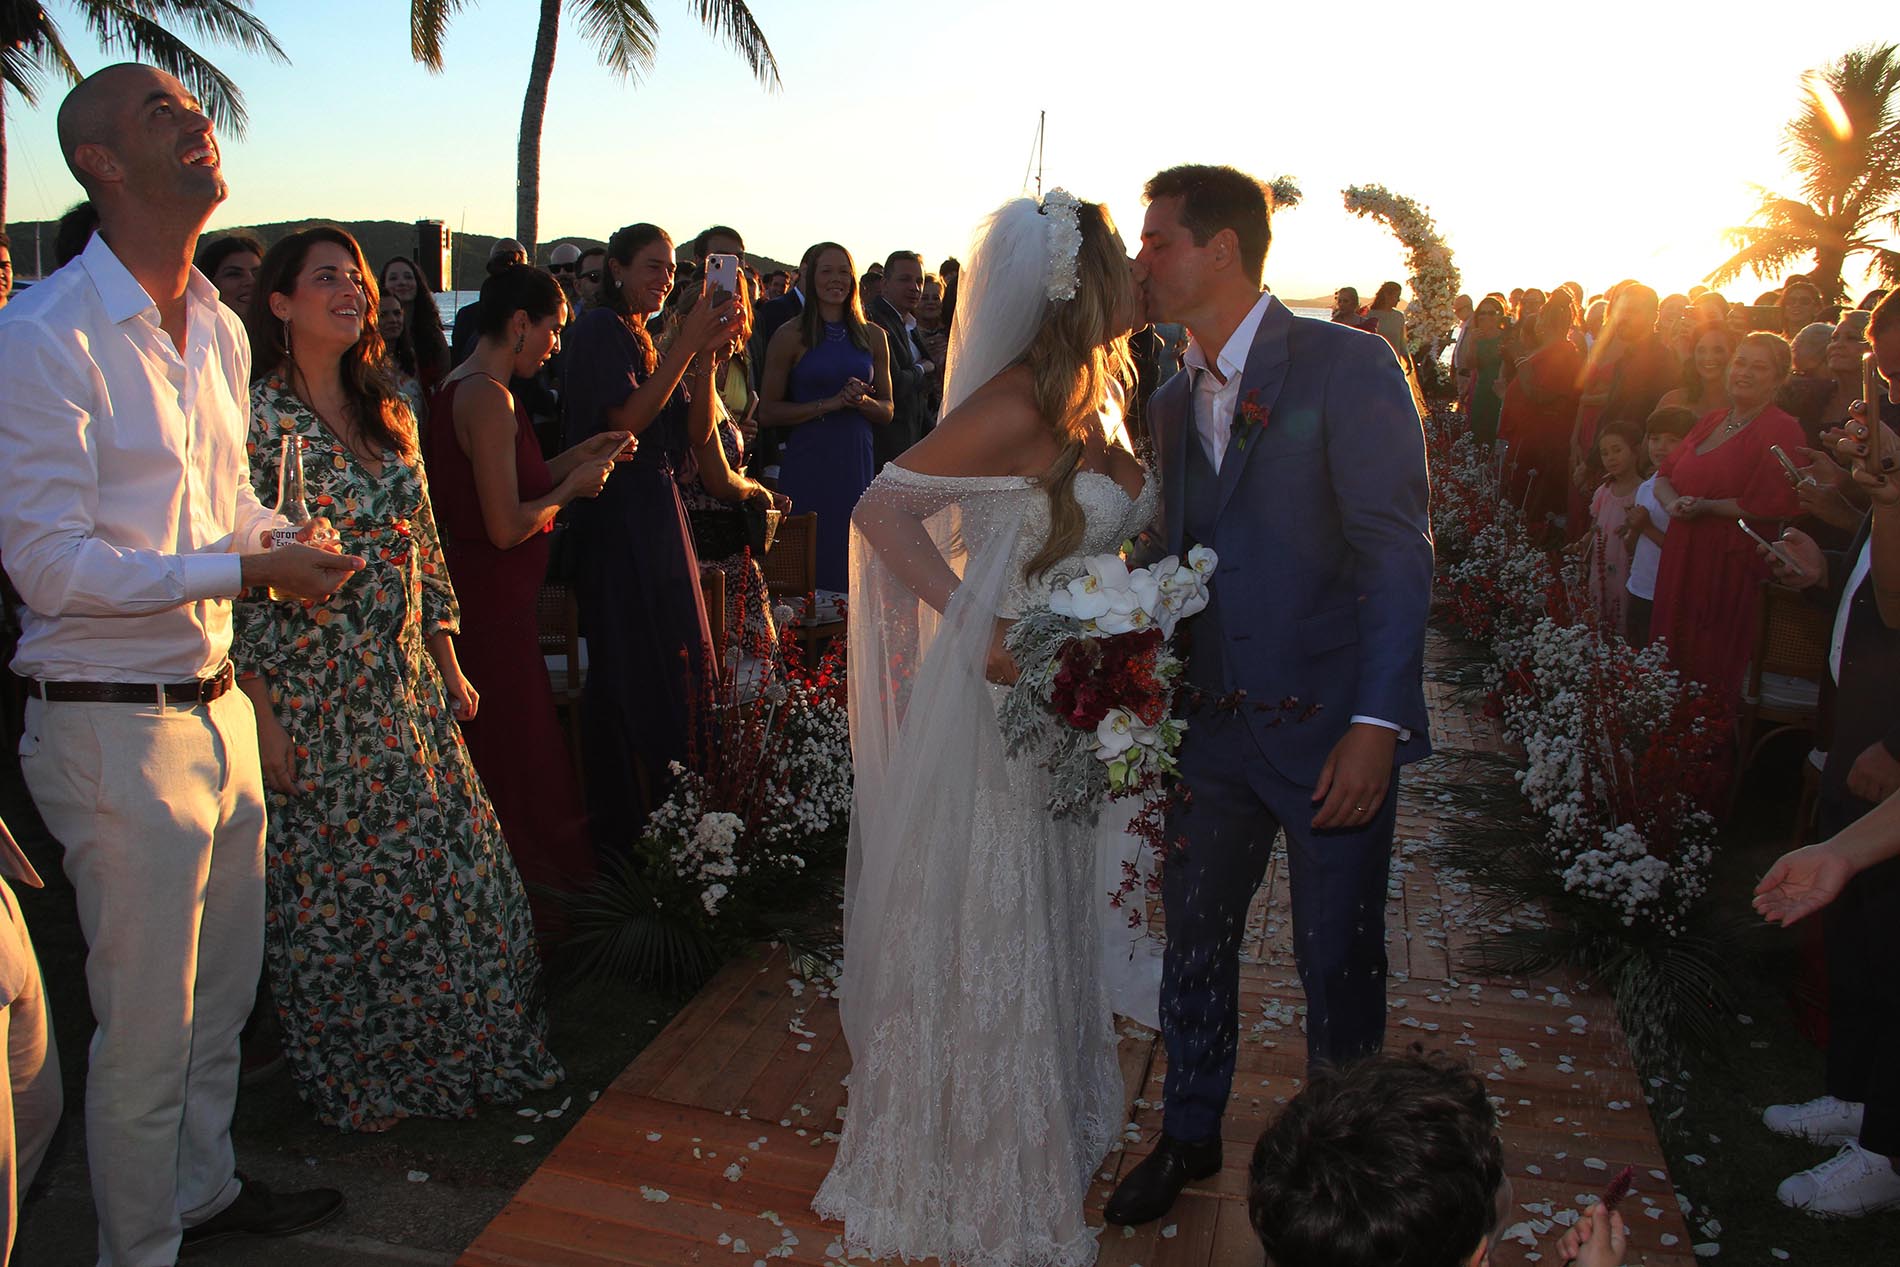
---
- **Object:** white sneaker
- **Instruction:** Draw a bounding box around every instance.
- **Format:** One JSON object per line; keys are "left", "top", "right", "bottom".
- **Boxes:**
{"left": 1777, "top": 1142, "right": 1900, "bottom": 1217}
{"left": 1763, "top": 1095, "right": 1866, "bottom": 1146}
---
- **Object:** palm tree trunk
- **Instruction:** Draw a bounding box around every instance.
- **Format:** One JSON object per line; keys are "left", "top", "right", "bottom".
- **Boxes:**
{"left": 516, "top": 0, "right": 562, "bottom": 256}
{"left": 1810, "top": 245, "right": 1847, "bottom": 304}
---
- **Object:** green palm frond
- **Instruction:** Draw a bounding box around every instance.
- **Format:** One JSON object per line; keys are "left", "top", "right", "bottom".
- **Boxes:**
{"left": 1710, "top": 43, "right": 1900, "bottom": 298}
{"left": 409, "top": 0, "right": 468, "bottom": 72}
{"left": 570, "top": 0, "right": 659, "bottom": 81}
{"left": 99, "top": 0, "right": 286, "bottom": 61}
{"left": 1, "top": 7, "right": 82, "bottom": 104}
{"left": 67, "top": 0, "right": 286, "bottom": 135}
{"left": 683, "top": 0, "right": 779, "bottom": 89}
{"left": 557, "top": 855, "right": 722, "bottom": 994}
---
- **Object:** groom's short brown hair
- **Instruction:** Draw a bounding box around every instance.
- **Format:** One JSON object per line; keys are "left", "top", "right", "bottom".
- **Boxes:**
{"left": 1144, "top": 164, "right": 1273, "bottom": 284}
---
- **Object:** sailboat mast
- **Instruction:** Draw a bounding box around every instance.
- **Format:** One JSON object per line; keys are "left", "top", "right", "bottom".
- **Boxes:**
{"left": 1036, "top": 110, "right": 1046, "bottom": 198}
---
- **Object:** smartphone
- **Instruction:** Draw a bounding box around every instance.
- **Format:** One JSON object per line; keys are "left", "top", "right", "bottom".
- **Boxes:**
{"left": 1737, "top": 518, "right": 1802, "bottom": 572}
{"left": 704, "top": 252, "right": 741, "bottom": 298}
{"left": 1770, "top": 444, "right": 1804, "bottom": 483}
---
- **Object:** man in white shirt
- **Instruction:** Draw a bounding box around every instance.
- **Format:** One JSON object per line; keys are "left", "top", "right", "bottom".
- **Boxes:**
{"left": 0, "top": 64, "right": 362, "bottom": 1266}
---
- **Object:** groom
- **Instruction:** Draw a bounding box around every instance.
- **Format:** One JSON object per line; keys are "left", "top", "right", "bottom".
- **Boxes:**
{"left": 1107, "top": 165, "right": 1434, "bottom": 1225}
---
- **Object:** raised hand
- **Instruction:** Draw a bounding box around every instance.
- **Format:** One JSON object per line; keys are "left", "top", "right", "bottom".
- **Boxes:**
{"left": 1557, "top": 1202, "right": 1627, "bottom": 1267}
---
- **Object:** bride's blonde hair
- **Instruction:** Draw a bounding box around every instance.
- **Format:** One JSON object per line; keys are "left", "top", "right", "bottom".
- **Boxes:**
{"left": 1022, "top": 200, "right": 1134, "bottom": 581}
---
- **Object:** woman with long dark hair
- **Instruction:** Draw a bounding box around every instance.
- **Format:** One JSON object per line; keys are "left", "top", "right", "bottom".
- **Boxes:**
{"left": 380, "top": 255, "right": 453, "bottom": 390}
{"left": 426, "top": 264, "right": 631, "bottom": 924}
{"left": 235, "top": 226, "right": 561, "bottom": 1131}
{"left": 758, "top": 243, "right": 893, "bottom": 591}
{"left": 560, "top": 222, "right": 737, "bottom": 848}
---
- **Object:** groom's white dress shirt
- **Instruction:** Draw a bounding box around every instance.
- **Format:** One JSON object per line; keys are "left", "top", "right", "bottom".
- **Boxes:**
{"left": 1182, "top": 289, "right": 1405, "bottom": 741}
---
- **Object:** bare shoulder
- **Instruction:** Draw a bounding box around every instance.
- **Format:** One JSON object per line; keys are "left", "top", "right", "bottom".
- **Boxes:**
{"left": 897, "top": 366, "right": 1046, "bottom": 477}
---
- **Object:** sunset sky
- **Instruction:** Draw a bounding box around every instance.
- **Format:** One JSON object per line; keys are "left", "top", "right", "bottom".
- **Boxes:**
{"left": 3, "top": 1, "right": 1894, "bottom": 301}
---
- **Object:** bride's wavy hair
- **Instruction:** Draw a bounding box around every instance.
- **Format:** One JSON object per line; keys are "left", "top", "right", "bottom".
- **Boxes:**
{"left": 1022, "top": 200, "right": 1135, "bottom": 582}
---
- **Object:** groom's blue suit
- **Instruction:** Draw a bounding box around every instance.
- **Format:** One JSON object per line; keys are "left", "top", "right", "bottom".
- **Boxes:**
{"left": 1148, "top": 292, "right": 1433, "bottom": 1142}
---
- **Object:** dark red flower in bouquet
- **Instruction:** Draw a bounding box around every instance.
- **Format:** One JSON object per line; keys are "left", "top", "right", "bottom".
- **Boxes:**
{"left": 1049, "top": 628, "right": 1168, "bottom": 730}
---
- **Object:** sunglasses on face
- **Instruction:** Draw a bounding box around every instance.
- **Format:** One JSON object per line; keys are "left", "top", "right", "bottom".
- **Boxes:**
{"left": 550, "top": 262, "right": 577, "bottom": 274}
{"left": 580, "top": 270, "right": 604, "bottom": 284}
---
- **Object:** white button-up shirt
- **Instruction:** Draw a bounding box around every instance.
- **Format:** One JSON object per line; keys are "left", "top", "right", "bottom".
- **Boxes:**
{"left": 1184, "top": 290, "right": 1273, "bottom": 474}
{"left": 1830, "top": 539, "right": 1873, "bottom": 684}
{"left": 0, "top": 233, "right": 282, "bottom": 682}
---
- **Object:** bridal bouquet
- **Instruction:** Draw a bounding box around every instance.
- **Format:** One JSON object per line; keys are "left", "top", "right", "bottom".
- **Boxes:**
{"left": 998, "top": 548, "right": 1216, "bottom": 822}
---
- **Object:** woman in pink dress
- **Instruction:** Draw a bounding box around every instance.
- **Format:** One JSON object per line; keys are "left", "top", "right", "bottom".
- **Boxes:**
{"left": 1649, "top": 332, "right": 1808, "bottom": 706}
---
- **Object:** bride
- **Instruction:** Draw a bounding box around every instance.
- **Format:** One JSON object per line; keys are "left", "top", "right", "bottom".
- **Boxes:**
{"left": 813, "top": 191, "right": 1157, "bottom": 1267}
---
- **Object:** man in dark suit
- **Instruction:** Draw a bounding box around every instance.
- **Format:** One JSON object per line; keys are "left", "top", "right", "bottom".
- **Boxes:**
{"left": 1760, "top": 293, "right": 1900, "bottom": 1218}
{"left": 1108, "top": 164, "right": 1434, "bottom": 1227}
{"left": 868, "top": 250, "right": 936, "bottom": 468}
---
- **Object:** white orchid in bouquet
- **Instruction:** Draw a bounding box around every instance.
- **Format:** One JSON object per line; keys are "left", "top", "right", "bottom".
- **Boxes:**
{"left": 1000, "top": 546, "right": 1215, "bottom": 820}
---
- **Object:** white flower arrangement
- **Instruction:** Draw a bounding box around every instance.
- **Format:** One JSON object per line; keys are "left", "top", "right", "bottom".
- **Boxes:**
{"left": 641, "top": 672, "right": 854, "bottom": 927}
{"left": 1342, "top": 184, "right": 1464, "bottom": 362}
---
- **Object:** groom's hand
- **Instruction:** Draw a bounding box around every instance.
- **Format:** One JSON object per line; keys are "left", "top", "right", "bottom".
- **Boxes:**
{"left": 1311, "top": 723, "right": 1398, "bottom": 830}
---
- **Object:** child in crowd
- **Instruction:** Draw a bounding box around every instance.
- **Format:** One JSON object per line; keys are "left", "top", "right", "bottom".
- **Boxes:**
{"left": 1247, "top": 1050, "right": 1627, "bottom": 1267}
{"left": 1583, "top": 419, "right": 1646, "bottom": 636}
{"left": 1620, "top": 406, "right": 1698, "bottom": 646}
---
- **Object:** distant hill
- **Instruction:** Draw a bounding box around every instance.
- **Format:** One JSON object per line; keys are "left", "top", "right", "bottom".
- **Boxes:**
{"left": 2, "top": 215, "right": 794, "bottom": 289}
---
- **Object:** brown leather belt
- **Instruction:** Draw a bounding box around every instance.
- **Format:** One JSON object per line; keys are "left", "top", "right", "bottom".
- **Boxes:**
{"left": 33, "top": 660, "right": 235, "bottom": 707}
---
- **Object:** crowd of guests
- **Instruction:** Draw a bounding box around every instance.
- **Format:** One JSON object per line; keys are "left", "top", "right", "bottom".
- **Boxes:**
{"left": 0, "top": 61, "right": 1894, "bottom": 1266}
{"left": 1443, "top": 270, "right": 1900, "bottom": 1222}
{"left": 0, "top": 63, "right": 981, "bottom": 1266}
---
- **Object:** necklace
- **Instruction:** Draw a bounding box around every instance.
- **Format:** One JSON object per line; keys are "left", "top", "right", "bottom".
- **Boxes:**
{"left": 1720, "top": 405, "right": 1764, "bottom": 436}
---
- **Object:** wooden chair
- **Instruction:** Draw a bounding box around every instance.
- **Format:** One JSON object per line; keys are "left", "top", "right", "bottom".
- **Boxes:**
{"left": 536, "top": 581, "right": 585, "bottom": 774}
{"left": 1736, "top": 581, "right": 1832, "bottom": 792}
{"left": 760, "top": 511, "right": 844, "bottom": 663}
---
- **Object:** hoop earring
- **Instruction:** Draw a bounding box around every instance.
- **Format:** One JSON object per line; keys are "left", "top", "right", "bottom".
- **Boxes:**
{"left": 513, "top": 332, "right": 525, "bottom": 355}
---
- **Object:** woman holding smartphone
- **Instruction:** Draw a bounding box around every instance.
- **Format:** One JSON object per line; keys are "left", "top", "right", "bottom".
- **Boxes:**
{"left": 1649, "top": 331, "right": 1808, "bottom": 708}
{"left": 562, "top": 223, "right": 738, "bottom": 849}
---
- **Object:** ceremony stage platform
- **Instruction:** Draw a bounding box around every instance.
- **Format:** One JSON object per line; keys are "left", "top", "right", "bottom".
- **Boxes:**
{"left": 458, "top": 655, "right": 1699, "bottom": 1267}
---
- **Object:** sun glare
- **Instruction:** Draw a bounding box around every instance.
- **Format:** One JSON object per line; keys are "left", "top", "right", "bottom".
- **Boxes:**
{"left": 1806, "top": 72, "right": 1854, "bottom": 142}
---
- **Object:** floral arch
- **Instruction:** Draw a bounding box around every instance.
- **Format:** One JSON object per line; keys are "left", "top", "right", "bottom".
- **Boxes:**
{"left": 1341, "top": 185, "right": 1463, "bottom": 361}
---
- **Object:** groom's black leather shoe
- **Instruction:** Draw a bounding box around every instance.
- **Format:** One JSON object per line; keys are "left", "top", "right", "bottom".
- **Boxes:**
{"left": 1103, "top": 1134, "right": 1223, "bottom": 1226}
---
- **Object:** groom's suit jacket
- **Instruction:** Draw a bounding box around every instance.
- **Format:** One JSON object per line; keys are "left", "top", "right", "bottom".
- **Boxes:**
{"left": 1149, "top": 293, "right": 1434, "bottom": 785}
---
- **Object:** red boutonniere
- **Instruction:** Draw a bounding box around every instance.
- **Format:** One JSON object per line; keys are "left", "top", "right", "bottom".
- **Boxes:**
{"left": 1235, "top": 389, "right": 1270, "bottom": 449}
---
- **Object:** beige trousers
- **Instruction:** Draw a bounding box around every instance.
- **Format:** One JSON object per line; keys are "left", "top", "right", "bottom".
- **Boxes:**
{"left": 0, "top": 874, "right": 61, "bottom": 1267}
{"left": 19, "top": 689, "right": 265, "bottom": 1267}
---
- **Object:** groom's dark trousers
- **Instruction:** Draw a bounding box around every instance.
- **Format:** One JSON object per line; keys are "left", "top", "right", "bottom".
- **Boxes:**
{"left": 1158, "top": 711, "right": 1398, "bottom": 1143}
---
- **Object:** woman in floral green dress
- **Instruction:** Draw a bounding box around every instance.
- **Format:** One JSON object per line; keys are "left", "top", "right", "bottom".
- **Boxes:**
{"left": 234, "top": 226, "right": 562, "bottom": 1131}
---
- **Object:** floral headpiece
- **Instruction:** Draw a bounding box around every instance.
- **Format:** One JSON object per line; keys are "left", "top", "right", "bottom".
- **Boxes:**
{"left": 1039, "top": 188, "right": 1082, "bottom": 303}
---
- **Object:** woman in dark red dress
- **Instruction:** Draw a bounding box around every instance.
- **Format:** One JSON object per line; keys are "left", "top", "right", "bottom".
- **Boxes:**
{"left": 1650, "top": 331, "right": 1808, "bottom": 707}
{"left": 425, "top": 265, "right": 629, "bottom": 915}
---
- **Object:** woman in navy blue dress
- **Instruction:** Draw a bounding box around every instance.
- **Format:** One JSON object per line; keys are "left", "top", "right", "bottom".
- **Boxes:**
{"left": 562, "top": 223, "right": 740, "bottom": 850}
{"left": 760, "top": 243, "right": 893, "bottom": 592}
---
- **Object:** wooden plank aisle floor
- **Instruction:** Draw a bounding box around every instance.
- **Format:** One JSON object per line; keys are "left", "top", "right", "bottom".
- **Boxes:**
{"left": 459, "top": 639, "right": 1699, "bottom": 1267}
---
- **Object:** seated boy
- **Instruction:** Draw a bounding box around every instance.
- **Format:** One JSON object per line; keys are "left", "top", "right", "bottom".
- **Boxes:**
{"left": 1247, "top": 1050, "right": 1627, "bottom": 1267}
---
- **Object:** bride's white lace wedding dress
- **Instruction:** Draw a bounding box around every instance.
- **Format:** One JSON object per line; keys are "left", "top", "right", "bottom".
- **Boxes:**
{"left": 814, "top": 462, "right": 1161, "bottom": 1267}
